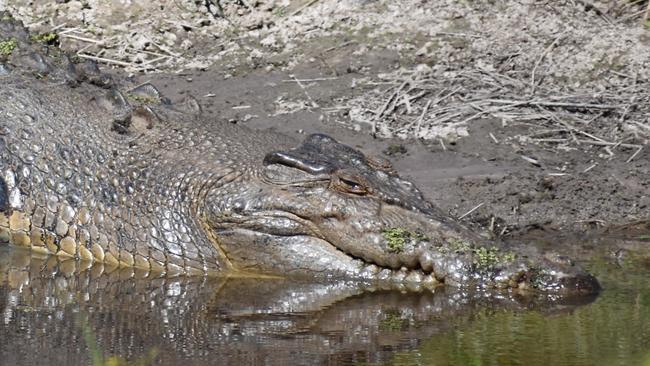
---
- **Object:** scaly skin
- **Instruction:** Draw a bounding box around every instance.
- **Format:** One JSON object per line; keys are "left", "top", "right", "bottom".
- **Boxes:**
{"left": 0, "top": 13, "right": 599, "bottom": 294}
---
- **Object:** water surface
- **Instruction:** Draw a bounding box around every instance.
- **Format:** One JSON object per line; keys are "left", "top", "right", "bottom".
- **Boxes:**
{"left": 0, "top": 244, "right": 648, "bottom": 366}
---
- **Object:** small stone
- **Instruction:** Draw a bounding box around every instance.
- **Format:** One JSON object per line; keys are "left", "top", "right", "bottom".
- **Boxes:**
{"left": 538, "top": 176, "right": 555, "bottom": 191}
{"left": 180, "top": 39, "right": 193, "bottom": 50}
{"left": 518, "top": 191, "right": 535, "bottom": 204}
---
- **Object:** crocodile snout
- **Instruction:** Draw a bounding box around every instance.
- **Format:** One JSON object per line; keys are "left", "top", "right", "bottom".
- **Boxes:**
{"left": 559, "top": 273, "right": 601, "bottom": 294}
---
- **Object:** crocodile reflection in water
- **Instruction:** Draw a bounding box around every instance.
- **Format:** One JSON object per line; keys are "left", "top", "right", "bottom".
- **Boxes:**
{"left": 0, "top": 249, "right": 598, "bottom": 366}
{"left": 0, "top": 12, "right": 599, "bottom": 294}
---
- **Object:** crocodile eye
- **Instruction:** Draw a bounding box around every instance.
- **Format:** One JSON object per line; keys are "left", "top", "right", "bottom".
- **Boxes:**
{"left": 332, "top": 172, "right": 370, "bottom": 195}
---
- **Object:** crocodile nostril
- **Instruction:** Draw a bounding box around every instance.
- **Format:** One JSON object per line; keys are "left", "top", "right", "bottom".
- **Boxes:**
{"left": 560, "top": 273, "right": 601, "bottom": 294}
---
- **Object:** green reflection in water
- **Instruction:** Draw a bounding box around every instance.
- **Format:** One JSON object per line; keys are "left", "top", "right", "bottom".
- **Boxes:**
{"left": 386, "top": 262, "right": 650, "bottom": 366}
{"left": 79, "top": 313, "right": 159, "bottom": 366}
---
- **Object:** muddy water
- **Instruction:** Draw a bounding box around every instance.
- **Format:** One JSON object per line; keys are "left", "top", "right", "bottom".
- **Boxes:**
{"left": 0, "top": 246, "right": 648, "bottom": 366}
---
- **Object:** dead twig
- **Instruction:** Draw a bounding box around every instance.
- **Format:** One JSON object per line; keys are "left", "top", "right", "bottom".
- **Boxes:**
{"left": 575, "top": 140, "right": 641, "bottom": 149}
{"left": 282, "top": 77, "right": 339, "bottom": 83}
{"left": 620, "top": 8, "right": 647, "bottom": 22}
{"left": 433, "top": 32, "right": 483, "bottom": 39}
{"left": 289, "top": 74, "right": 319, "bottom": 108}
{"left": 626, "top": 147, "right": 643, "bottom": 162}
{"left": 458, "top": 203, "right": 484, "bottom": 220}
{"left": 521, "top": 155, "right": 542, "bottom": 167}
{"left": 486, "top": 98, "right": 623, "bottom": 110}
{"left": 530, "top": 33, "right": 564, "bottom": 95}
{"left": 290, "top": 0, "right": 320, "bottom": 17}
{"left": 324, "top": 41, "right": 357, "bottom": 53}
{"left": 414, "top": 99, "right": 432, "bottom": 136}
{"left": 77, "top": 54, "right": 134, "bottom": 67}
{"left": 149, "top": 40, "right": 181, "bottom": 58}
{"left": 458, "top": 101, "right": 530, "bottom": 125}
{"left": 59, "top": 33, "right": 105, "bottom": 45}
{"left": 583, "top": 163, "right": 597, "bottom": 173}
{"left": 372, "top": 81, "right": 408, "bottom": 137}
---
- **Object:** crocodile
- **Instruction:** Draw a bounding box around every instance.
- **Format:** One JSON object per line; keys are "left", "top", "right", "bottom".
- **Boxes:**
{"left": 0, "top": 13, "right": 599, "bottom": 294}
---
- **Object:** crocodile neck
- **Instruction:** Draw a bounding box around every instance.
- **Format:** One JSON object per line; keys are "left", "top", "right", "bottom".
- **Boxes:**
{"left": 0, "top": 75, "right": 293, "bottom": 275}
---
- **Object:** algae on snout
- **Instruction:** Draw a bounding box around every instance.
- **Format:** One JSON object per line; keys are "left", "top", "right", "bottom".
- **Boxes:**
{"left": 0, "top": 38, "right": 17, "bottom": 56}
{"left": 382, "top": 227, "right": 429, "bottom": 253}
{"left": 473, "top": 246, "right": 516, "bottom": 270}
{"left": 443, "top": 238, "right": 516, "bottom": 270}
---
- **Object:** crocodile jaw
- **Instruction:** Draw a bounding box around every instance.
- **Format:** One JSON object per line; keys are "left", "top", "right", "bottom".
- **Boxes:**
{"left": 204, "top": 188, "right": 600, "bottom": 295}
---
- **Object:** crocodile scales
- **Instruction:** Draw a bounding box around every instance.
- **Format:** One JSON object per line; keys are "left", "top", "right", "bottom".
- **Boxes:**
{"left": 0, "top": 13, "right": 599, "bottom": 294}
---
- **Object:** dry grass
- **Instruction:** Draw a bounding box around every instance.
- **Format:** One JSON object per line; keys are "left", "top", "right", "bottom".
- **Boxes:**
{"left": 12, "top": 0, "right": 650, "bottom": 158}
{"left": 345, "top": 64, "right": 649, "bottom": 159}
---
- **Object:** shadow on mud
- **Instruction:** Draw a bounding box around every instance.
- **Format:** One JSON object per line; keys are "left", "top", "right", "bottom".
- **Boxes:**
{"left": 0, "top": 247, "right": 602, "bottom": 366}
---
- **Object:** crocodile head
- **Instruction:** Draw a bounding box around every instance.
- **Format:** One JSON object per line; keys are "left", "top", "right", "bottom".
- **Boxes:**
{"left": 205, "top": 134, "right": 599, "bottom": 295}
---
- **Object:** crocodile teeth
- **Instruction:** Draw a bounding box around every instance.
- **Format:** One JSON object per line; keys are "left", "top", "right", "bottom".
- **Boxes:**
{"left": 418, "top": 251, "right": 435, "bottom": 273}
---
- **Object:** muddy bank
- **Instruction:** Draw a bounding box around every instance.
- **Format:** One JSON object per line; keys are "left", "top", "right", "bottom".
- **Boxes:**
{"left": 143, "top": 65, "right": 649, "bottom": 238}
{"left": 7, "top": 0, "right": 650, "bottom": 235}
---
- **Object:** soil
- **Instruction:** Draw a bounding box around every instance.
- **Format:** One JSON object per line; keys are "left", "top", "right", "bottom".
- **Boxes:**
{"left": 6, "top": 1, "right": 650, "bottom": 240}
